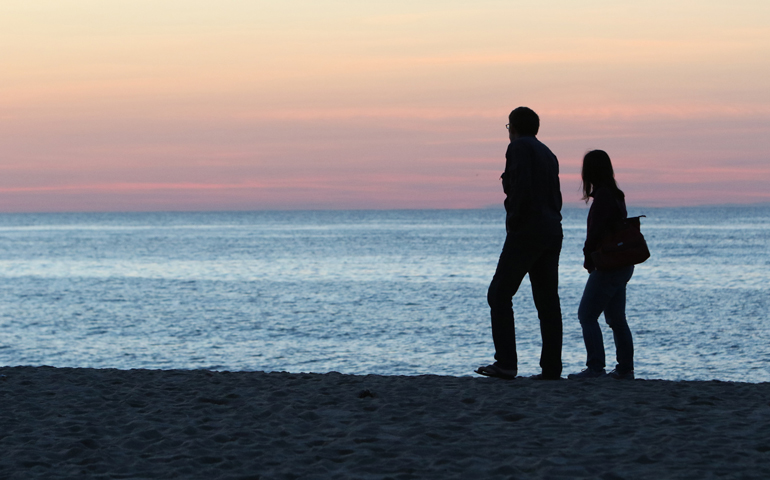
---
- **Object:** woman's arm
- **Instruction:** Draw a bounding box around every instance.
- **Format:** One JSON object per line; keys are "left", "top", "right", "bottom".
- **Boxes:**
{"left": 583, "top": 188, "right": 618, "bottom": 272}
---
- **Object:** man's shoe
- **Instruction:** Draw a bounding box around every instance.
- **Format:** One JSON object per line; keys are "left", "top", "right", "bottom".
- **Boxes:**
{"left": 567, "top": 368, "right": 607, "bottom": 379}
{"left": 475, "top": 363, "right": 517, "bottom": 380}
{"left": 608, "top": 368, "right": 635, "bottom": 380}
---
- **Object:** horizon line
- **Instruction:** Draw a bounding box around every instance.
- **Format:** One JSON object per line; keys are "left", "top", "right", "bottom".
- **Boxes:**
{"left": 0, "top": 201, "right": 768, "bottom": 215}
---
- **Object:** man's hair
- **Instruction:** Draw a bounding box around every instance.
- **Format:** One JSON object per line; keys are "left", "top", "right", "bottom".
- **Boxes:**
{"left": 508, "top": 107, "right": 539, "bottom": 136}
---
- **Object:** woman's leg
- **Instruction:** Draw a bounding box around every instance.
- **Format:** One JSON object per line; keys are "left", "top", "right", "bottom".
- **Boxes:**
{"left": 604, "top": 266, "right": 635, "bottom": 373}
{"left": 577, "top": 271, "right": 611, "bottom": 371}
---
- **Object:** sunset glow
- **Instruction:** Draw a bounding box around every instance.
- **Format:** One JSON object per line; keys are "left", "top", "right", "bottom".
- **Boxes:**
{"left": 1, "top": 1, "right": 769, "bottom": 211}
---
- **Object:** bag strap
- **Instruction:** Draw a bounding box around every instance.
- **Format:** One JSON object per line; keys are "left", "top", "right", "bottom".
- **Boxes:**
{"left": 610, "top": 215, "right": 646, "bottom": 232}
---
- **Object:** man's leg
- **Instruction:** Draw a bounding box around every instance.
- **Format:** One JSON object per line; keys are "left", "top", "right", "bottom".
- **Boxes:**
{"left": 529, "top": 237, "right": 563, "bottom": 378}
{"left": 487, "top": 237, "right": 536, "bottom": 370}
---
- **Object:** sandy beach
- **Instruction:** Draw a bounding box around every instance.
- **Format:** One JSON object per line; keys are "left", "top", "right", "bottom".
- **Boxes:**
{"left": 1, "top": 366, "right": 769, "bottom": 479}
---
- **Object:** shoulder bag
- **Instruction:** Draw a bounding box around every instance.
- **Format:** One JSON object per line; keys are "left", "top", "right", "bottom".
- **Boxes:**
{"left": 591, "top": 215, "right": 651, "bottom": 270}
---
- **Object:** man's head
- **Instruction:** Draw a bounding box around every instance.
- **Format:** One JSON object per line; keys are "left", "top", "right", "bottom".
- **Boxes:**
{"left": 508, "top": 107, "right": 539, "bottom": 140}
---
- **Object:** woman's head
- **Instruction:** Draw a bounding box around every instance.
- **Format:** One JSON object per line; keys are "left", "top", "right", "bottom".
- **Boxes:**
{"left": 581, "top": 150, "right": 623, "bottom": 202}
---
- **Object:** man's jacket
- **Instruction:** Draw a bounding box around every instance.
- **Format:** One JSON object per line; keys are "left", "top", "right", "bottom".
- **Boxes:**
{"left": 501, "top": 135, "right": 563, "bottom": 240}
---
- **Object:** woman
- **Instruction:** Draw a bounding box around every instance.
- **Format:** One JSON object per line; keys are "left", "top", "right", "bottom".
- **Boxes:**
{"left": 569, "top": 150, "right": 635, "bottom": 380}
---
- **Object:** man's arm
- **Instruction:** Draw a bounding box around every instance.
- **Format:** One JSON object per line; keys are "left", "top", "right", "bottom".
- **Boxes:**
{"left": 503, "top": 142, "right": 532, "bottom": 231}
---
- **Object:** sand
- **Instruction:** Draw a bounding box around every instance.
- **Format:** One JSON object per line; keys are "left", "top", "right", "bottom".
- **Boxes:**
{"left": 1, "top": 366, "right": 769, "bottom": 479}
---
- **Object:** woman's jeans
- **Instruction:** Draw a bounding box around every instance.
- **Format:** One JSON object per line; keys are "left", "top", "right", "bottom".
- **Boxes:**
{"left": 578, "top": 265, "right": 634, "bottom": 373}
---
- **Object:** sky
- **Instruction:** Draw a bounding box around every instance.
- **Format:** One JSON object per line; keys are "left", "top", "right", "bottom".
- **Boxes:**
{"left": 1, "top": 0, "right": 769, "bottom": 212}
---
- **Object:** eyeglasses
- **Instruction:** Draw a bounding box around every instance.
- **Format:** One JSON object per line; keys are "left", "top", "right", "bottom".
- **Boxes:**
{"left": 505, "top": 124, "right": 510, "bottom": 130}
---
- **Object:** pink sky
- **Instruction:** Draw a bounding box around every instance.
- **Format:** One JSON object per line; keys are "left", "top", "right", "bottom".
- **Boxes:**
{"left": 1, "top": 1, "right": 769, "bottom": 212}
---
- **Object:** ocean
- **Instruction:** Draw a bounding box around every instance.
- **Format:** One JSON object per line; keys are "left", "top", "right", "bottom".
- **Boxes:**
{"left": 0, "top": 207, "right": 768, "bottom": 382}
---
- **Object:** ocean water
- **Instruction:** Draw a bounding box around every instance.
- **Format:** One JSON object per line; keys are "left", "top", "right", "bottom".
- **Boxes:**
{"left": 0, "top": 207, "right": 768, "bottom": 382}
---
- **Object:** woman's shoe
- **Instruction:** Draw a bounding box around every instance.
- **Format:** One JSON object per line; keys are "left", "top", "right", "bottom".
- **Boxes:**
{"left": 608, "top": 368, "right": 635, "bottom": 380}
{"left": 567, "top": 368, "right": 607, "bottom": 379}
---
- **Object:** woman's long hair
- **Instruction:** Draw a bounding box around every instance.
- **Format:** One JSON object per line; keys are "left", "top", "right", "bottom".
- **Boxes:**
{"left": 581, "top": 150, "right": 624, "bottom": 203}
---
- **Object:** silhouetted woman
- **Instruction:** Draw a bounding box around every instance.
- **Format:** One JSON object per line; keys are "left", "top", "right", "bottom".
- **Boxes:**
{"left": 569, "top": 150, "right": 635, "bottom": 380}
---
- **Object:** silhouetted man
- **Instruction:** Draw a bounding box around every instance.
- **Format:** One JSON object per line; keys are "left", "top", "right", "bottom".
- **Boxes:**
{"left": 476, "top": 107, "right": 563, "bottom": 380}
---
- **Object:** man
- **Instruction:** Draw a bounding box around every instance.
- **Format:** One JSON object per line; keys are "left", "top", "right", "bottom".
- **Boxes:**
{"left": 476, "top": 106, "right": 564, "bottom": 380}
